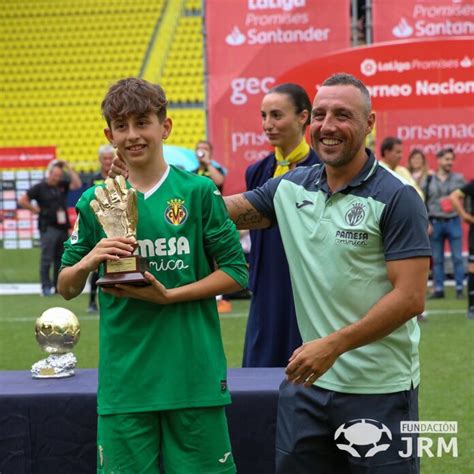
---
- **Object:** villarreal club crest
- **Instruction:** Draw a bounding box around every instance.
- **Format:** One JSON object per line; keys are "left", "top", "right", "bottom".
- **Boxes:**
{"left": 165, "top": 199, "right": 188, "bottom": 226}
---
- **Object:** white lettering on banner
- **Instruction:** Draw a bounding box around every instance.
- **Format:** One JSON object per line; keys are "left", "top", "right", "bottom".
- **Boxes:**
{"left": 377, "top": 60, "right": 411, "bottom": 73}
{"left": 366, "top": 83, "right": 412, "bottom": 98}
{"left": 420, "top": 142, "right": 474, "bottom": 156}
{"left": 411, "top": 59, "right": 460, "bottom": 70}
{"left": 413, "top": 4, "right": 474, "bottom": 19}
{"left": 415, "top": 20, "right": 474, "bottom": 37}
{"left": 365, "top": 57, "right": 471, "bottom": 73}
{"left": 398, "top": 123, "right": 474, "bottom": 141}
{"left": 245, "top": 12, "right": 308, "bottom": 26}
{"left": 360, "top": 57, "right": 469, "bottom": 75}
{"left": 231, "top": 131, "right": 268, "bottom": 152}
{"left": 365, "top": 80, "right": 474, "bottom": 99}
{"left": 416, "top": 79, "right": 474, "bottom": 95}
{"left": 230, "top": 77, "right": 275, "bottom": 105}
{"left": 248, "top": 0, "right": 306, "bottom": 12}
{"left": 247, "top": 26, "right": 330, "bottom": 44}
{"left": 244, "top": 149, "right": 269, "bottom": 162}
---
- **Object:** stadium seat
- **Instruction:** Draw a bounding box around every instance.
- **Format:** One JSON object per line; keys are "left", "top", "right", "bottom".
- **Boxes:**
{"left": 0, "top": 0, "right": 206, "bottom": 172}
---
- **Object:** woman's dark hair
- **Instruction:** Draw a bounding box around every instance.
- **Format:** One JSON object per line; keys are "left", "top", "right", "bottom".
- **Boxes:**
{"left": 267, "top": 83, "right": 312, "bottom": 128}
{"left": 408, "top": 148, "right": 426, "bottom": 164}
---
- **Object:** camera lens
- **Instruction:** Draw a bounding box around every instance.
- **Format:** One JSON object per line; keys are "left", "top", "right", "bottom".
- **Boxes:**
{"left": 197, "top": 150, "right": 205, "bottom": 158}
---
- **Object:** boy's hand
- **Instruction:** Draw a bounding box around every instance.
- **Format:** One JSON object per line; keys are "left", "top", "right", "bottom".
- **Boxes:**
{"left": 80, "top": 237, "right": 135, "bottom": 273}
{"left": 109, "top": 151, "right": 129, "bottom": 179}
{"left": 102, "top": 271, "right": 172, "bottom": 304}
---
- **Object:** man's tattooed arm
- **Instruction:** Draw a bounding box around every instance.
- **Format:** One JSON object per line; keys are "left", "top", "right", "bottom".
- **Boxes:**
{"left": 224, "top": 194, "right": 271, "bottom": 230}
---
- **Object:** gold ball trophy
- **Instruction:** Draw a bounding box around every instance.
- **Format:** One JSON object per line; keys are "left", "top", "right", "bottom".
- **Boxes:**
{"left": 31, "top": 307, "right": 80, "bottom": 379}
{"left": 90, "top": 175, "right": 150, "bottom": 287}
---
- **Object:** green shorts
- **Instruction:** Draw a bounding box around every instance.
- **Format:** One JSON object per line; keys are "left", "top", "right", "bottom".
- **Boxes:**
{"left": 97, "top": 406, "right": 236, "bottom": 474}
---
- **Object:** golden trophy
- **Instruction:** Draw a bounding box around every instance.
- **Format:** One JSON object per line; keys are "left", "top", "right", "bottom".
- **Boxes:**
{"left": 90, "top": 175, "right": 150, "bottom": 287}
{"left": 31, "top": 307, "right": 80, "bottom": 379}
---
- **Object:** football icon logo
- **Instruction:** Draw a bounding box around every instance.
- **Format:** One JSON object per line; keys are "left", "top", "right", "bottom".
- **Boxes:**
{"left": 334, "top": 419, "right": 392, "bottom": 458}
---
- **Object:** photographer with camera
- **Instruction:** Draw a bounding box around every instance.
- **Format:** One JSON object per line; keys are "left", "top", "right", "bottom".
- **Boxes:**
{"left": 193, "top": 140, "right": 226, "bottom": 192}
{"left": 193, "top": 140, "right": 237, "bottom": 312}
{"left": 19, "top": 159, "right": 82, "bottom": 296}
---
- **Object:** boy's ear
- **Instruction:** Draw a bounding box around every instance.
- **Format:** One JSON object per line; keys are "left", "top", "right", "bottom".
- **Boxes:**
{"left": 104, "top": 128, "right": 115, "bottom": 146}
{"left": 162, "top": 117, "right": 172, "bottom": 140}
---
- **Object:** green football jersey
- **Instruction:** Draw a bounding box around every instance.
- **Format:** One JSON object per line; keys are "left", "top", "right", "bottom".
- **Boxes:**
{"left": 62, "top": 166, "right": 248, "bottom": 415}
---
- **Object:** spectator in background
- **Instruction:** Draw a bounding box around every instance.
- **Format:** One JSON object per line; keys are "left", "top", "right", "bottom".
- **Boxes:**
{"left": 426, "top": 148, "right": 465, "bottom": 299}
{"left": 192, "top": 139, "right": 232, "bottom": 312}
{"left": 192, "top": 140, "right": 226, "bottom": 192}
{"left": 450, "top": 180, "right": 474, "bottom": 318}
{"left": 408, "top": 148, "right": 432, "bottom": 191}
{"left": 19, "top": 159, "right": 82, "bottom": 296}
{"left": 243, "top": 83, "right": 320, "bottom": 368}
{"left": 379, "top": 136, "right": 424, "bottom": 199}
{"left": 87, "top": 144, "right": 115, "bottom": 313}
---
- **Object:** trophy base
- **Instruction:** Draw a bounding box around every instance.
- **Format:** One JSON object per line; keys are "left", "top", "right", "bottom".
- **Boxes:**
{"left": 96, "top": 272, "right": 151, "bottom": 288}
{"left": 96, "top": 256, "right": 151, "bottom": 288}
{"left": 32, "top": 369, "right": 75, "bottom": 379}
{"left": 31, "top": 352, "right": 77, "bottom": 379}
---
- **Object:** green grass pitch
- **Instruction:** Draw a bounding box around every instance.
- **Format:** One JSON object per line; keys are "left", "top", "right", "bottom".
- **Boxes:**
{"left": 0, "top": 249, "right": 472, "bottom": 472}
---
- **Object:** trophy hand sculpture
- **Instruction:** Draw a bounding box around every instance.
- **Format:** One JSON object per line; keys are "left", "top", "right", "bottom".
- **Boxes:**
{"left": 90, "top": 176, "right": 150, "bottom": 287}
{"left": 90, "top": 175, "right": 137, "bottom": 239}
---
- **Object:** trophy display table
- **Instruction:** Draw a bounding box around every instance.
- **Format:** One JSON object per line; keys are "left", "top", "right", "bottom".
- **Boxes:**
{"left": 0, "top": 368, "right": 283, "bottom": 474}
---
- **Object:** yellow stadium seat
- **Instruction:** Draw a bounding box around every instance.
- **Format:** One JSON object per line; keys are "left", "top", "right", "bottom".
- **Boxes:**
{"left": 1, "top": 0, "right": 207, "bottom": 169}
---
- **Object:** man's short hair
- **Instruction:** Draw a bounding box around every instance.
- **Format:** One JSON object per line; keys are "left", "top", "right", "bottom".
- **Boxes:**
{"left": 380, "top": 136, "right": 402, "bottom": 157}
{"left": 101, "top": 77, "right": 168, "bottom": 126}
{"left": 46, "top": 160, "right": 64, "bottom": 177}
{"left": 98, "top": 144, "right": 114, "bottom": 156}
{"left": 321, "top": 72, "right": 371, "bottom": 115}
{"left": 196, "top": 140, "right": 213, "bottom": 153}
{"left": 436, "top": 147, "right": 455, "bottom": 159}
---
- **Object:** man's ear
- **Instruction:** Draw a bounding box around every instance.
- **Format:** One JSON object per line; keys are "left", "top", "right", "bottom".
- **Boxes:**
{"left": 366, "top": 112, "right": 375, "bottom": 136}
{"left": 104, "top": 128, "right": 115, "bottom": 146}
{"left": 162, "top": 117, "right": 172, "bottom": 140}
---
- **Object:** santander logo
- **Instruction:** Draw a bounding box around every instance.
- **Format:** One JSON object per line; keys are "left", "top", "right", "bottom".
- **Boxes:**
{"left": 392, "top": 18, "right": 413, "bottom": 38}
{"left": 460, "top": 56, "right": 472, "bottom": 68}
{"left": 226, "top": 27, "right": 246, "bottom": 46}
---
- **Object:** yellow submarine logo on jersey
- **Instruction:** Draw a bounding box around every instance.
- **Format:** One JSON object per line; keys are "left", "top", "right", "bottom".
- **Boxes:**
{"left": 165, "top": 198, "right": 188, "bottom": 225}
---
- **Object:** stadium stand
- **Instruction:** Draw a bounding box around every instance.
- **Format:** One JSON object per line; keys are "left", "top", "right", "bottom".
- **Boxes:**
{"left": 0, "top": 0, "right": 206, "bottom": 172}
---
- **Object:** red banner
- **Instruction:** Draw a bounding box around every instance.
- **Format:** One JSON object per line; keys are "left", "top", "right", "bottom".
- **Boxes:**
{"left": 0, "top": 146, "right": 56, "bottom": 168}
{"left": 373, "top": 0, "right": 474, "bottom": 43}
{"left": 205, "top": 0, "right": 350, "bottom": 194}
{"left": 277, "top": 38, "right": 474, "bottom": 178}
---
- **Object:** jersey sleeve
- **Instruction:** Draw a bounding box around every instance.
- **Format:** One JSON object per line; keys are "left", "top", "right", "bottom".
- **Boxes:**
{"left": 61, "top": 189, "right": 100, "bottom": 268}
{"left": 380, "top": 185, "right": 432, "bottom": 261}
{"left": 243, "top": 174, "right": 284, "bottom": 225}
{"left": 201, "top": 181, "right": 248, "bottom": 289}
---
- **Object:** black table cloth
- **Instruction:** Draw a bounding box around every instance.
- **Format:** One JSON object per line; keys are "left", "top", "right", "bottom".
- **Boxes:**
{"left": 0, "top": 368, "right": 284, "bottom": 474}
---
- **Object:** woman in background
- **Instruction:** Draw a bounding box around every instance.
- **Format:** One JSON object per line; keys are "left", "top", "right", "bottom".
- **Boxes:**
{"left": 408, "top": 148, "right": 431, "bottom": 191}
{"left": 242, "top": 83, "right": 320, "bottom": 367}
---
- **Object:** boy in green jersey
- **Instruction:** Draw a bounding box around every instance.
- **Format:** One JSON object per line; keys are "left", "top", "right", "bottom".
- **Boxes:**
{"left": 58, "top": 78, "right": 248, "bottom": 473}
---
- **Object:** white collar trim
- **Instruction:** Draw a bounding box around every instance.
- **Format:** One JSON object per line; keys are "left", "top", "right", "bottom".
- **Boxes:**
{"left": 143, "top": 165, "right": 170, "bottom": 199}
